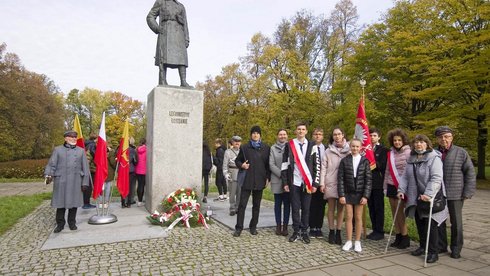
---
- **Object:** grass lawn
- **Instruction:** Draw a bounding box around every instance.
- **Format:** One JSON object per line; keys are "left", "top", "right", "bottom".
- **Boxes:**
{"left": 476, "top": 166, "right": 490, "bottom": 190}
{"left": 0, "top": 192, "right": 52, "bottom": 236}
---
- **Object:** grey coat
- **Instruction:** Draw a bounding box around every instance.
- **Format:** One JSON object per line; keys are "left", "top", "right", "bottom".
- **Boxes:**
{"left": 269, "top": 142, "right": 287, "bottom": 194}
{"left": 438, "top": 145, "right": 476, "bottom": 200}
{"left": 223, "top": 147, "right": 240, "bottom": 181}
{"left": 398, "top": 150, "right": 448, "bottom": 225}
{"left": 147, "top": 0, "right": 189, "bottom": 67}
{"left": 44, "top": 144, "right": 90, "bottom": 208}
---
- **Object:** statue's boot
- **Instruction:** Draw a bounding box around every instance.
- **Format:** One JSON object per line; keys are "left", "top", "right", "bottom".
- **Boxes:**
{"left": 159, "top": 65, "right": 168, "bottom": 85}
{"left": 178, "top": 66, "right": 190, "bottom": 87}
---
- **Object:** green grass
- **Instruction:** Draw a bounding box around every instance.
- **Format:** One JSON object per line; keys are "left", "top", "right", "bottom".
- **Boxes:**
{"left": 0, "top": 178, "right": 43, "bottom": 183}
{"left": 476, "top": 166, "right": 490, "bottom": 190}
{"left": 0, "top": 192, "right": 52, "bottom": 236}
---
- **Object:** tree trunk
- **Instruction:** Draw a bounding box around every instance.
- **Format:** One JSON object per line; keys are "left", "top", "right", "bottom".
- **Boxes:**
{"left": 477, "top": 115, "right": 487, "bottom": 179}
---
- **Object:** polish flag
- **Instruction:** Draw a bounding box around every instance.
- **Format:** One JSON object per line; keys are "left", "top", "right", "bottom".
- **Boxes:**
{"left": 92, "top": 112, "right": 108, "bottom": 199}
{"left": 73, "top": 114, "right": 85, "bottom": 149}
{"left": 354, "top": 97, "right": 376, "bottom": 169}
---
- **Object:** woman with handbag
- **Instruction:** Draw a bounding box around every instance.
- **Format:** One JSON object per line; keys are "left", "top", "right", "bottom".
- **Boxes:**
{"left": 397, "top": 134, "right": 448, "bottom": 264}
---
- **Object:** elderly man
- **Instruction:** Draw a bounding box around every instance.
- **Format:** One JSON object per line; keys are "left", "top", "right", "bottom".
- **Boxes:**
{"left": 435, "top": 126, "right": 476, "bottom": 259}
{"left": 45, "top": 130, "right": 90, "bottom": 233}
{"left": 223, "top": 136, "right": 242, "bottom": 216}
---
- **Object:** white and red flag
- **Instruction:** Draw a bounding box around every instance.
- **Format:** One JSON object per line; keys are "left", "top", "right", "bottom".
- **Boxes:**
{"left": 354, "top": 97, "right": 376, "bottom": 170}
{"left": 92, "top": 112, "right": 108, "bottom": 199}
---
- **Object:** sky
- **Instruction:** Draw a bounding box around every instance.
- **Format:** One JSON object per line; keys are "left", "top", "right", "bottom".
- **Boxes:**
{"left": 0, "top": 0, "right": 394, "bottom": 102}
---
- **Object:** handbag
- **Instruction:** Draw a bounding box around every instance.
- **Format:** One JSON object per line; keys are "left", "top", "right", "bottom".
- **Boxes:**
{"left": 413, "top": 164, "right": 446, "bottom": 214}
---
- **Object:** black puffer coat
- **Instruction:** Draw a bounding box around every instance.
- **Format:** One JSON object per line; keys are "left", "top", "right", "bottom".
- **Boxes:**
{"left": 337, "top": 155, "right": 372, "bottom": 199}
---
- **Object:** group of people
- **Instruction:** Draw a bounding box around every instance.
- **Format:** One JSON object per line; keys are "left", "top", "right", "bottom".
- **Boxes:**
{"left": 44, "top": 131, "right": 148, "bottom": 233}
{"left": 206, "top": 124, "right": 475, "bottom": 263}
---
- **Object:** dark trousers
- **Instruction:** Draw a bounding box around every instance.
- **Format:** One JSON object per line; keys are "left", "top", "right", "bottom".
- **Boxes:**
{"left": 121, "top": 173, "right": 137, "bottom": 205}
{"left": 235, "top": 188, "right": 263, "bottom": 231}
{"left": 56, "top": 208, "right": 77, "bottom": 227}
{"left": 216, "top": 171, "right": 227, "bottom": 195}
{"left": 136, "top": 174, "right": 146, "bottom": 202}
{"left": 202, "top": 172, "right": 210, "bottom": 196}
{"left": 83, "top": 173, "right": 94, "bottom": 204}
{"left": 290, "top": 185, "right": 312, "bottom": 233}
{"left": 438, "top": 199, "right": 464, "bottom": 253}
{"left": 367, "top": 188, "right": 385, "bottom": 234}
{"left": 274, "top": 193, "right": 291, "bottom": 225}
{"left": 309, "top": 189, "right": 326, "bottom": 229}
{"left": 415, "top": 211, "right": 440, "bottom": 254}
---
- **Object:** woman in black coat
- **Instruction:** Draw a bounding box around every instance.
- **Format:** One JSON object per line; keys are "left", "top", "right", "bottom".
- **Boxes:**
{"left": 202, "top": 142, "right": 213, "bottom": 203}
{"left": 338, "top": 139, "right": 372, "bottom": 253}
{"left": 233, "top": 126, "right": 271, "bottom": 237}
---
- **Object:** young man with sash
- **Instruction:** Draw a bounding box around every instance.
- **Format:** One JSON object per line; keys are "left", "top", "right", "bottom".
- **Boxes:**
{"left": 281, "top": 122, "right": 320, "bottom": 244}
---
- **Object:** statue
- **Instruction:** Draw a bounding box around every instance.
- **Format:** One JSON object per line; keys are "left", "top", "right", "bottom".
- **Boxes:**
{"left": 147, "top": 0, "right": 190, "bottom": 87}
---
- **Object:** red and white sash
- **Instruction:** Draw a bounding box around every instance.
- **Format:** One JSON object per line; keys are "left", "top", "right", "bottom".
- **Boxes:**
{"left": 289, "top": 139, "right": 313, "bottom": 193}
{"left": 388, "top": 150, "right": 402, "bottom": 189}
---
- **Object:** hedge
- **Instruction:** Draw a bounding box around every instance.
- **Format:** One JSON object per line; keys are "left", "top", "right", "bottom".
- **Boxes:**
{"left": 0, "top": 159, "right": 48, "bottom": 179}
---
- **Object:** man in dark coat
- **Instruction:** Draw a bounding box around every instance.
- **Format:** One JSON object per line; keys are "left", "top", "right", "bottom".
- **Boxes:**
{"left": 147, "top": 0, "right": 190, "bottom": 87}
{"left": 308, "top": 128, "right": 327, "bottom": 238}
{"left": 367, "top": 128, "right": 388, "bottom": 240}
{"left": 435, "top": 126, "right": 476, "bottom": 259}
{"left": 233, "top": 126, "right": 271, "bottom": 237}
{"left": 282, "top": 122, "right": 320, "bottom": 244}
{"left": 44, "top": 130, "right": 90, "bottom": 233}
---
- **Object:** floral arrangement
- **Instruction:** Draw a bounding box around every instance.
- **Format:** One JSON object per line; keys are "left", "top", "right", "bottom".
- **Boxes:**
{"left": 147, "top": 188, "right": 209, "bottom": 230}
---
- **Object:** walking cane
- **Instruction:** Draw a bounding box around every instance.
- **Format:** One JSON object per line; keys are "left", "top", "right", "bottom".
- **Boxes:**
{"left": 384, "top": 198, "right": 401, "bottom": 254}
{"left": 424, "top": 197, "right": 435, "bottom": 267}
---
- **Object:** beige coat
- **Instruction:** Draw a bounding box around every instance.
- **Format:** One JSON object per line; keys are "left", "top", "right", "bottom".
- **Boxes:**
{"left": 320, "top": 142, "right": 350, "bottom": 199}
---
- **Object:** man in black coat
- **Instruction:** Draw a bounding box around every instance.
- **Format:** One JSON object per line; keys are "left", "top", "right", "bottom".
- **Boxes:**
{"left": 233, "top": 126, "right": 270, "bottom": 237}
{"left": 367, "top": 128, "right": 388, "bottom": 240}
{"left": 281, "top": 122, "right": 320, "bottom": 244}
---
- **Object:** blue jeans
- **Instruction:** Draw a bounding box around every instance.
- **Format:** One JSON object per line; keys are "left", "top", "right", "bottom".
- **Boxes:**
{"left": 274, "top": 193, "right": 291, "bottom": 226}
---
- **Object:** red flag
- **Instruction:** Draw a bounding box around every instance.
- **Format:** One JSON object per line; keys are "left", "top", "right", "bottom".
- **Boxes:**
{"left": 354, "top": 97, "right": 376, "bottom": 170}
{"left": 116, "top": 120, "right": 130, "bottom": 198}
{"left": 73, "top": 114, "right": 85, "bottom": 149}
{"left": 92, "top": 112, "right": 108, "bottom": 199}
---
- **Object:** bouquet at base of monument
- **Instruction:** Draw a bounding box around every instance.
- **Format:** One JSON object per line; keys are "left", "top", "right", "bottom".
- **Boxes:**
{"left": 146, "top": 187, "right": 210, "bottom": 229}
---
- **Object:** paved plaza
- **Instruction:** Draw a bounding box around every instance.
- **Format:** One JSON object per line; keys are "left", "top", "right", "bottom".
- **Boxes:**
{"left": 0, "top": 182, "right": 489, "bottom": 275}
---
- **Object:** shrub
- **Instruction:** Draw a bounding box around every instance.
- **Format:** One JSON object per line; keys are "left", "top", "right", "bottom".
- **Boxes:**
{"left": 0, "top": 159, "right": 48, "bottom": 179}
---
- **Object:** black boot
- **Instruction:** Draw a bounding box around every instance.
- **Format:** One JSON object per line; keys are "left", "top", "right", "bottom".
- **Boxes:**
{"left": 178, "top": 66, "right": 190, "bottom": 87}
{"left": 281, "top": 224, "right": 288, "bottom": 236}
{"left": 390, "top": 233, "right": 401, "bottom": 247}
{"left": 53, "top": 225, "right": 64, "bottom": 233}
{"left": 275, "top": 225, "right": 282, "bottom": 235}
{"left": 397, "top": 234, "right": 410, "bottom": 249}
{"left": 335, "top": 230, "right": 342, "bottom": 245}
{"left": 328, "top": 229, "right": 335, "bottom": 244}
{"left": 426, "top": 253, "right": 439, "bottom": 263}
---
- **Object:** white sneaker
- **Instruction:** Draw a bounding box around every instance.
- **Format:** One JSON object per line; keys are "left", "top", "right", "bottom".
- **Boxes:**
{"left": 223, "top": 194, "right": 228, "bottom": 200}
{"left": 342, "top": 240, "right": 353, "bottom": 251}
{"left": 354, "top": 240, "right": 362, "bottom": 252}
{"left": 103, "top": 203, "right": 109, "bottom": 209}
{"left": 137, "top": 202, "right": 143, "bottom": 207}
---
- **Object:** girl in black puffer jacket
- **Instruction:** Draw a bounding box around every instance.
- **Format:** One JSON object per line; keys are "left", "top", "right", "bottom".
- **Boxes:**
{"left": 338, "top": 139, "right": 372, "bottom": 253}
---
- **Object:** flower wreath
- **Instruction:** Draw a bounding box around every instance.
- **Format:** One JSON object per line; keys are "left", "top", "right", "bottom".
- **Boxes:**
{"left": 147, "top": 188, "right": 209, "bottom": 230}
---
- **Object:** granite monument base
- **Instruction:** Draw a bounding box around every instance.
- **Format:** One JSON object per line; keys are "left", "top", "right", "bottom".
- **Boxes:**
{"left": 146, "top": 86, "right": 203, "bottom": 213}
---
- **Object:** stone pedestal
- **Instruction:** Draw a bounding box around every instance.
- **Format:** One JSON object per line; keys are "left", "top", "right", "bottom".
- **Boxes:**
{"left": 146, "top": 86, "right": 203, "bottom": 213}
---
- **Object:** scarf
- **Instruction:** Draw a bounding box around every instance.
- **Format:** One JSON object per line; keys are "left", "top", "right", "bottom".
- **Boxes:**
{"left": 251, "top": 139, "right": 262, "bottom": 149}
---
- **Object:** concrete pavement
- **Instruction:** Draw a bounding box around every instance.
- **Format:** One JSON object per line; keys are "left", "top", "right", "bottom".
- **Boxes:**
{"left": 0, "top": 182, "right": 489, "bottom": 275}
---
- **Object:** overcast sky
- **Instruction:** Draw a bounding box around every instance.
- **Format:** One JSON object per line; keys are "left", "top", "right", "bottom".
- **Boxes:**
{"left": 0, "top": 0, "right": 394, "bottom": 102}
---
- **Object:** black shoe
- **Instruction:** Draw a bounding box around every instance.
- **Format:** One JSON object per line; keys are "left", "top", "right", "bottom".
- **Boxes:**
{"left": 316, "top": 230, "right": 324, "bottom": 238}
{"left": 411, "top": 247, "right": 425, "bottom": 256}
{"left": 53, "top": 225, "right": 64, "bottom": 233}
{"left": 229, "top": 211, "right": 236, "bottom": 216}
{"left": 335, "top": 230, "right": 342, "bottom": 245}
{"left": 232, "top": 230, "right": 241, "bottom": 237}
{"left": 69, "top": 225, "right": 77, "bottom": 230}
{"left": 426, "top": 253, "right": 439, "bottom": 263}
{"left": 202, "top": 197, "right": 207, "bottom": 203}
{"left": 450, "top": 251, "right": 461, "bottom": 259}
{"left": 397, "top": 235, "right": 410, "bottom": 249}
{"left": 366, "top": 232, "right": 375, "bottom": 239}
{"left": 121, "top": 203, "right": 127, "bottom": 208}
{"left": 250, "top": 229, "right": 258, "bottom": 235}
{"left": 368, "top": 232, "right": 384, "bottom": 240}
{"left": 328, "top": 230, "right": 335, "bottom": 244}
{"left": 309, "top": 229, "right": 317, "bottom": 237}
{"left": 289, "top": 232, "right": 300, "bottom": 242}
{"left": 302, "top": 233, "right": 310, "bottom": 244}
{"left": 390, "top": 234, "right": 401, "bottom": 247}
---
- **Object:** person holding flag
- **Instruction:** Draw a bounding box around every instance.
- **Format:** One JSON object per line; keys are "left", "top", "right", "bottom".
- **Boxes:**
{"left": 92, "top": 112, "right": 108, "bottom": 204}
{"left": 117, "top": 120, "right": 136, "bottom": 208}
{"left": 281, "top": 122, "right": 320, "bottom": 244}
{"left": 73, "top": 114, "right": 96, "bottom": 209}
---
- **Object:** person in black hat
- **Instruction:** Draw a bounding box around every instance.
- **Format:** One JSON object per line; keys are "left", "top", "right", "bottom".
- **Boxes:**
{"left": 435, "top": 126, "right": 476, "bottom": 259}
{"left": 233, "top": 126, "right": 271, "bottom": 237}
{"left": 44, "top": 130, "right": 90, "bottom": 233}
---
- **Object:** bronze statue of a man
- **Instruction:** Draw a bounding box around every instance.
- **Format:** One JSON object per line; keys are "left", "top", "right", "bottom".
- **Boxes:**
{"left": 147, "top": 0, "right": 190, "bottom": 87}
